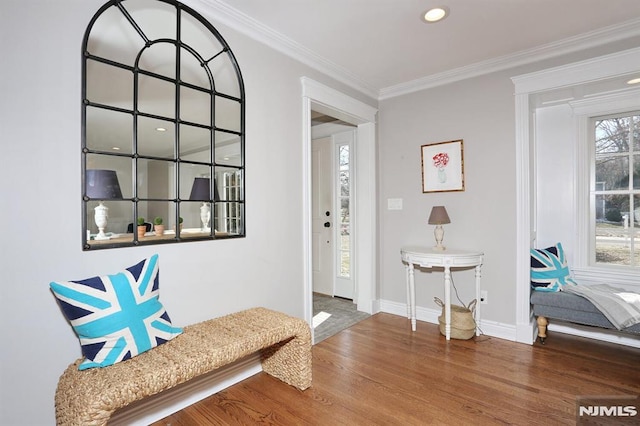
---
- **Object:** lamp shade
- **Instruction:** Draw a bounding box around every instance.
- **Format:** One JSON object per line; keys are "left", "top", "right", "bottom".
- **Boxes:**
{"left": 189, "top": 177, "right": 220, "bottom": 201}
{"left": 428, "top": 206, "right": 450, "bottom": 225}
{"left": 86, "top": 169, "right": 123, "bottom": 199}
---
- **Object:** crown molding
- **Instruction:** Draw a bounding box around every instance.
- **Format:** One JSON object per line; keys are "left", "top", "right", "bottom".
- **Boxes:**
{"left": 184, "top": 0, "right": 379, "bottom": 99}
{"left": 185, "top": 0, "right": 640, "bottom": 102}
{"left": 379, "top": 17, "right": 640, "bottom": 100}
{"left": 512, "top": 47, "right": 640, "bottom": 94}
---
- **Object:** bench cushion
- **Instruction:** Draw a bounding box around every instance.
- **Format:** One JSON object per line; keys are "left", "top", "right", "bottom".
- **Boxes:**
{"left": 531, "top": 291, "right": 640, "bottom": 334}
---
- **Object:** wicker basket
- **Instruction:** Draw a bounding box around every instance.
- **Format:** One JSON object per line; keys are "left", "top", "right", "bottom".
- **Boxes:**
{"left": 434, "top": 297, "right": 477, "bottom": 340}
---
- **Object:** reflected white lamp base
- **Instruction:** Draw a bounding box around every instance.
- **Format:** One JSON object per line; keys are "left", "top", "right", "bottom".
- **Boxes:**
{"left": 94, "top": 202, "right": 111, "bottom": 240}
{"left": 200, "top": 203, "right": 211, "bottom": 231}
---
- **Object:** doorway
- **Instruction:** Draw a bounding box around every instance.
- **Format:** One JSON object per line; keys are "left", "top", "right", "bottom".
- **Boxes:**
{"left": 311, "top": 123, "right": 360, "bottom": 342}
{"left": 301, "top": 77, "right": 378, "bottom": 343}
{"left": 311, "top": 126, "right": 355, "bottom": 299}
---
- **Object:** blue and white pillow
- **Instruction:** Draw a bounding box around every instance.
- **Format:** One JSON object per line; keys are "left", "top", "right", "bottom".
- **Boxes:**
{"left": 50, "top": 254, "right": 182, "bottom": 370}
{"left": 530, "top": 243, "right": 577, "bottom": 292}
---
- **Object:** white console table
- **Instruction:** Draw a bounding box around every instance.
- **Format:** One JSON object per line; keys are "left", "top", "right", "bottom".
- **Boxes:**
{"left": 401, "top": 246, "right": 484, "bottom": 340}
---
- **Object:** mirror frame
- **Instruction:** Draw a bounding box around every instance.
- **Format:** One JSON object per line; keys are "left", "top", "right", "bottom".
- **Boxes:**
{"left": 81, "top": 0, "right": 245, "bottom": 250}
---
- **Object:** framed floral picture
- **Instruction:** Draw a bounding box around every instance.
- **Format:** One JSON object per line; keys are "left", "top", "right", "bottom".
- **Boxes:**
{"left": 421, "top": 139, "right": 465, "bottom": 193}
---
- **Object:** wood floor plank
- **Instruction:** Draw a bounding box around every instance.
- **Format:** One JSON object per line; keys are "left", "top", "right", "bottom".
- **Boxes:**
{"left": 153, "top": 313, "right": 640, "bottom": 425}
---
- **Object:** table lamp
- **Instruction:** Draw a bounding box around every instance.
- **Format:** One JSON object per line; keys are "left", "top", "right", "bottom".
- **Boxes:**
{"left": 428, "top": 206, "right": 450, "bottom": 250}
{"left": 86, "top": 169, "right": 123, "bottom": 240}
{"left": 189, "top": 177, "right": 220, "bottom": 230}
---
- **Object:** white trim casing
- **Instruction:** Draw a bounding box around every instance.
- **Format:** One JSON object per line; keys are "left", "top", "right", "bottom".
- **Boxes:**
{"left": 514, "top": 92, "right": 535, "bottom": 344}
{"left": 512, "top": 46, "right": 640, "bottom": 345}
{"left": 301, "top": 77, "right": 378, "bottom": 331}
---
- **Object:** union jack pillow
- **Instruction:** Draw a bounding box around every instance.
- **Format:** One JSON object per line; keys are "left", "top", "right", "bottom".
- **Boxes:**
{"left": 50, "top": 254, "right": 182, "bottom": 370}
{"left": 530, "top": 243, "right": 577, "bottom": 292}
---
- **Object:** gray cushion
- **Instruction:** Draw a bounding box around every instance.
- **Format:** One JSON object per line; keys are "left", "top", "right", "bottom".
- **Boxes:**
{"left": 531, "top": 291, "right": 640, "bottom": 334}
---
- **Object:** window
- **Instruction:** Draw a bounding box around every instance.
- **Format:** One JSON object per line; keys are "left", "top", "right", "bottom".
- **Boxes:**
{"left": 591, "top": 112, "right": 640, "bottom": 267}
{"left": 337, "top": 143, "right": 351, "bottom": 278}
{"left": 82, "top": 0, "right": 245, "bottom": 250}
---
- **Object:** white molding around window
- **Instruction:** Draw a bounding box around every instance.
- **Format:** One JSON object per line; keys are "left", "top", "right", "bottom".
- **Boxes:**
{"left": 512, "top": 46, "right": 640, "bottom": 345}
{"left": 570, "top": 88, "right": 640, "bottom": 282}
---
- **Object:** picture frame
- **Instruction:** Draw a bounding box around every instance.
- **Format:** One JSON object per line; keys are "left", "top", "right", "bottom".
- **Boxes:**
{"left": 421, "top": 139, "right": 465, "bottom": 193}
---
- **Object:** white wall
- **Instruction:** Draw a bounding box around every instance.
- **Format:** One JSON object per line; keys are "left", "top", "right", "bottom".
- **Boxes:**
{"left": 2, "top": 1, "right": 638, "bottom": 424}
{"left": 0, "top": 1, "right": 375, "bottom": 424}
{"left": 378, "top": 73, "right": 518, "bottom": 326}
{"left": 376, "top": 40, "right": 640, "bottom": 333}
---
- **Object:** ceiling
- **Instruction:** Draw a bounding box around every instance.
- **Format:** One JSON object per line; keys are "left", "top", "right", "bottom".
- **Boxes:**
{"left": 204, "top": 0, "right": 640, "bottom": 98}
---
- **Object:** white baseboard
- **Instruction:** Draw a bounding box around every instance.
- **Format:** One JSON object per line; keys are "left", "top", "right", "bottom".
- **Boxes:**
{"left": 110, "top": 354, "right": 262, "bottom": 426}
{"left": 379, "top": 299, "right": 640, "bottom": 348}
{"left": 378, "top": 299, "right": 517, "bottom": 341}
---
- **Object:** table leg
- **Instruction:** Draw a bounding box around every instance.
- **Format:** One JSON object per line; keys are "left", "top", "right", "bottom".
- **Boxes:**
{"left": 475, "top": 264, "right": 482, "bottom": 336}
{"left": 444, "top": 266, "right": 451, "bottom": 340}
{"left": 408, "top": 263, "right": 416, "bottom": 331}
{"left": 404, "top": 263, "right": 410, "bottom": 320}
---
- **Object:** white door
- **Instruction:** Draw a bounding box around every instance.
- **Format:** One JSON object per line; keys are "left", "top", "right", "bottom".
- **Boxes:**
{"left": 333, "top": 131, "right": 354, "bottom": 299}
{"left": 312, "top": 137, "right": 334, "bottom": 295}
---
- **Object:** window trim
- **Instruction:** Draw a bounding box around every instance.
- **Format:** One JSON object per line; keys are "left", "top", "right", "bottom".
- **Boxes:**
{"left": 571, "top": 88, "right": 640, "bottom": 282}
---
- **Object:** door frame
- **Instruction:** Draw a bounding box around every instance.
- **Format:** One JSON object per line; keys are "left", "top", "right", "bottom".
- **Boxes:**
{"left": 301, "top": 77, "right": 378, "bottom": 334}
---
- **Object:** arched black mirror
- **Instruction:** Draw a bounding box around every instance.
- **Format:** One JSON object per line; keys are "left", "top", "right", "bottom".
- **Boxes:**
{"left": 82, "top": 0, "right": 245, "bottom": 250}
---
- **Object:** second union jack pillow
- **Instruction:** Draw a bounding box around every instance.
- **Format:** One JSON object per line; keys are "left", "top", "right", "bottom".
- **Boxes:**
{"left": 50, "top": 254, "right": 182, "bottom": 370}
{"left": 530, "top": 243, "right": 577, "bottom": 292}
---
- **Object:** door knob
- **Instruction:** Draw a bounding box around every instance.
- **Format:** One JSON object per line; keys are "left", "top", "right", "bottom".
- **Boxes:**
{"left": 324, "top": 222, "right": 331, "bottom": 228}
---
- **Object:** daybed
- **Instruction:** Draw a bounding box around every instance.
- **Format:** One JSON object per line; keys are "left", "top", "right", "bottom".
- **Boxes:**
{"left": 531, "top": 291, "right": 640, "bottom": 343}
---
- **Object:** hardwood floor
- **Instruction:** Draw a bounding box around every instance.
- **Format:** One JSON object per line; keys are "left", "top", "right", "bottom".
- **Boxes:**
{"left": 153, "top": 313, "right": 640, "bottom": 425}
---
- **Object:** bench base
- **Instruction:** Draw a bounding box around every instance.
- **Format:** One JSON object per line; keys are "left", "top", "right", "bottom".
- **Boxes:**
{"left": 55, "top": 307, "right": 312, "bottom": 426}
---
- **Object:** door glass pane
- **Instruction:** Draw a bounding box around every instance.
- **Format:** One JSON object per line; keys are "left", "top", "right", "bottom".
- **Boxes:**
{"left": 338, "top": 143, "right": 350, "bottom": 278}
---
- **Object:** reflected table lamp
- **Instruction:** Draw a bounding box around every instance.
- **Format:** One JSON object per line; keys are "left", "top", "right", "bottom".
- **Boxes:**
{"left": 428, "top": 206, "right": 450, "bottom": 251}
{"left": 86, "top": 169, "right": 123, "bottom": 240}
{"left": 189, "top": 177, "right": 220, "bottom": 231}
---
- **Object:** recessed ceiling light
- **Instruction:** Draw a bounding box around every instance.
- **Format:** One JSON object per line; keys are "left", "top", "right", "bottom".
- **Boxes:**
{"left": 627, "top": 77, "right": 640, "bottom": 85}
{"left": 111, "top": 146, "right": 120, "bottom": 151}
{"left": 422, "top": 6, "right": 449, "bottom": 23}
{"left": 156, "top": 127, "right": 167, "bottom": 132}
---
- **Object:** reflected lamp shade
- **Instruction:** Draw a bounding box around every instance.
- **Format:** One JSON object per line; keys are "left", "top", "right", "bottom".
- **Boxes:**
{"left": 189, "top": 177, "right": 210, "bottom": 201}
{"left": 189, "top": 177, "right": 220, "bottom": 202}
{"left": 428, "top": 206, "right": 450, "bottom": 251}
{"left": 86, "top": 170, "right": 122, "bottom": 241}
{"left": 86, "top": 169, "right": 123, "bottom": 199}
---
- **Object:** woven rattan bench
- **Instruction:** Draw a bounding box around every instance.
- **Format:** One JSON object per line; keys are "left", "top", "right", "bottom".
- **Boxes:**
{"left": 54, "top": 307, "right": 312, "bottom": 426}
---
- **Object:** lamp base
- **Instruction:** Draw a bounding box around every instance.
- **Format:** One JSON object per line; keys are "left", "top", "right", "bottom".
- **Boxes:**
{"left": 433, "top": 225, "right": 446, "bottom": 251}
{"left": 94, "top": 202, "right": 111, "bottom": 240}
{"left": 200, "top": 203, "right": 211, "bottom": 231}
